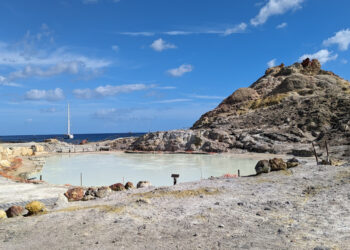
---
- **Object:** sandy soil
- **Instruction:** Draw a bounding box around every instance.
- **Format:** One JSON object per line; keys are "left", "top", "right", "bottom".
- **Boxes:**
{"left": 0, "top": 159, "right": 349, "bottom": 250}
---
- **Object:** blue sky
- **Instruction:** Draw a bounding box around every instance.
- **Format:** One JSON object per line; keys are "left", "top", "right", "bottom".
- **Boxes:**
{"left": 0, "top": 0, "right": 349, "bottom": 135}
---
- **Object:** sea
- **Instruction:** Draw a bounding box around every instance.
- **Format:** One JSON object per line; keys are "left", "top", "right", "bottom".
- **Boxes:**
{"left": 0, "top": 133, "right": 146, "bottom": 145}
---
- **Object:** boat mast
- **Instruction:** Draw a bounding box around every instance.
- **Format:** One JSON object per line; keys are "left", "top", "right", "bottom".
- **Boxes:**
{"left": 67, "top": 103, "right": 71, "bottom": 135}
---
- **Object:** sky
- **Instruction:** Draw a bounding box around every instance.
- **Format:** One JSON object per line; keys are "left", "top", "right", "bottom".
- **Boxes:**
{"left": 0, "top": 0, "right": 349, "bottom": 135}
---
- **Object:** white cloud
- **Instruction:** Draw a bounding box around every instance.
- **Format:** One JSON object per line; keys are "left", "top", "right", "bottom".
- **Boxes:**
{"left": 341, "top": 59, "right": 348, "bottom": 64}
{"left": 276, "top": 22, "right": 288, "bottom": 29}
{"left": 267, "top": 58, "right": 277, "bottom": 68}
{"left": 251, "top": 0, "right": 304, "bottom": 26}
{"left": 73, "top": 83, "right": 152, "bottom": 99}
{"left": 223, "top": 23, "right": 247, "bottom": 36}
{"left": 40, "top": 107, "right": 58, "bottom": 113}
{"left": 299, "top": 49, "right": 338, "bottom": 64}
{"left": 25, "top": 88, "right": 65, "bottom": 102}
{"left": 112, "top": 45, "right": 119, "bottom": 52}
{"left": 323, "top": 29, "right": 350, "bottom": 51}
{"left": 167, "top": 64, "right": 193, "bottom": 77}
{"left": 150, "top": 38, "right": 177, "bottom": 52}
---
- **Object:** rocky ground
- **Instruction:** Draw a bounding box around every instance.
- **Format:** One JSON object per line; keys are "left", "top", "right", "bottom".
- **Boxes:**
{"left": 0, "top": 160, "right": 349, "bottom": 250}
{"left": 129, "top": 59, "right": 350, "bottom": 159}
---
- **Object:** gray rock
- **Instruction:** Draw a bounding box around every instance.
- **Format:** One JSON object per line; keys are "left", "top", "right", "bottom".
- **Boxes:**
{"left": 255, "top": 160, "right": 271, "bottom": 174}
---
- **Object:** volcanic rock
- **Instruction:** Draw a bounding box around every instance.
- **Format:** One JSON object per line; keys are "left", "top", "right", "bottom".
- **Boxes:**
{"left": 65, "top": 187, "right": 85, "bottom": 201}
{"left": 125, "top": 182, "right": 135, "bottom": 190}
{"left": 6, "top": 206, "right": 24, "bottom": 218}
{"left": 137, "top": 181, "right": 151, "bottom": 189}
{"left": 110, "top": 183, "right": 125, "bottom": 191}
{"left": 255, "top": 160, "right": 271, "bottom": 175}
{"left": 25, "top": 201, "right": 46, "bottom": 215}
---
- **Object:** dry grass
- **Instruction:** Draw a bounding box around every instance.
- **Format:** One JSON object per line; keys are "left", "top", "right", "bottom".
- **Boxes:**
{"left": 56, "top": 205, "right": 125, "bottom": 214}
{"left": 133, "top": 188, "right": 220, "bottom": 199}
{"left": 248, "top": 93, "right": 289, "bottom": 110}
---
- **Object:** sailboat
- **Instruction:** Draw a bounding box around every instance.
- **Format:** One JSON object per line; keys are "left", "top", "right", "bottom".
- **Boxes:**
{"left": 64, "top": 103, "right": 74, "bottom": 139}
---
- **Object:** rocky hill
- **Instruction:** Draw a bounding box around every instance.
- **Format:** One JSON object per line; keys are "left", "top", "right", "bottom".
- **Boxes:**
{"left": 130, "top": 59, "right": 350, "bottom": 158}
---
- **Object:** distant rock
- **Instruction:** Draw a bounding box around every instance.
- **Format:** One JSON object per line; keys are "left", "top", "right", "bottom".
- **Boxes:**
{"left": 137, "top": 181, "right": 151, "bottom": 189}
{"left": 110, "top": 183, "right": 125, "bottom": 191}
{"left": 95, "top": 187, "right": 111, "bottom": 198}
{"left": 125, "top": 182, "right": 135, "bottom": 190}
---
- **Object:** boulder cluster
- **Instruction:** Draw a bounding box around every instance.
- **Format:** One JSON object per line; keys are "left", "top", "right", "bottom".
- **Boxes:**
{"left": 255, "top": 158, "right": 299, "bottom": 175}
{"left": 64, "top": 181, "right": 151, "bottom": 202}
{"left": 0, "top": 201, "right": 46, "bottom": 220}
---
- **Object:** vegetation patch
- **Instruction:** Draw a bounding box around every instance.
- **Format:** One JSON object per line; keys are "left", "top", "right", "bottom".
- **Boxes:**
{"left": 248, "top": 93, "right": 289, "bottom": 110}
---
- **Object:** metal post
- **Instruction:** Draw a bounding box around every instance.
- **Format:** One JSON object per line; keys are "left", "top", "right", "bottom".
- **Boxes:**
{"left": 325, "top": 140, "right": 330, "bottom": 164}
{"left": 40, "top": 175, "right": 42, "bottom": 181}
{"left": 80, "top": 173, "right": 83, "bottom": 186}
{"left": 312, "top": 142, "right": 319, "bottom": 165}
{"left": 238, "top": 169, "right": 240, "bottom": 177}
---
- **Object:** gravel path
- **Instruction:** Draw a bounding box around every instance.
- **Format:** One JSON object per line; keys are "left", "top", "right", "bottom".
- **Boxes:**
{"left": 0, "top": 161, "right": 349, "bottom": 250}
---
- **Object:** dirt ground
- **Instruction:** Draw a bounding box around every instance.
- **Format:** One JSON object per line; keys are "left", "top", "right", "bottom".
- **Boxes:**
{"left": 0, "top": 159, "right": 349, "bottom": 250}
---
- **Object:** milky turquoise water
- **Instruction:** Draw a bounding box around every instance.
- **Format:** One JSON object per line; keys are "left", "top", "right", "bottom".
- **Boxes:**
{"left": 33, "top": 153, "right": 258, "bottom": 187}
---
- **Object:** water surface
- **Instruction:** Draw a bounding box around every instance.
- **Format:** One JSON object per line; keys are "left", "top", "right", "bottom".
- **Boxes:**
{"left": 33, "top": 153, "right": 258, "bottom": 186}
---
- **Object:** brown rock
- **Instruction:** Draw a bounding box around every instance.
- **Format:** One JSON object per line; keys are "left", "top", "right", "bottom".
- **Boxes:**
{"left": 125, "top": 182, "right": 135, "bottom": 190}
{"left": 6, "top": 206, "right": 24, "bottom": 218}
{"left": 110, "top": 183, "right": 125, "bottom": 191}
{"left": 96, "top": 186, "right": 111, "bottom": 198}
{"left": 255, "top": 160, "right": 271, "bottom": 175}
{"left": 269, "top": 158, "right": 287, "bottom": 171}
{"left": 64, "top": 187, "right": 85, "bottom": 201}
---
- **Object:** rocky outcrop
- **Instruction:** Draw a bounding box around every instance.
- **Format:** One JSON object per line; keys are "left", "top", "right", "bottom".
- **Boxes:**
{"left": 137, "top": 181, "right": 151, "bottom": 188}
{"left": 125, "top": 182, "right": 135, "bottom": 190}
{"left": 130, "top": 59, "right": 350, "bottom": 158}
{"left": 110, "top": 183, "right": 125, "bottom": 191}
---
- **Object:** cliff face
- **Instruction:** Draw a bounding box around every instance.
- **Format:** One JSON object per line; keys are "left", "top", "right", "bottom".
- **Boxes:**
{"left": 131, "top": 59, "right": 350, "bottom": 157}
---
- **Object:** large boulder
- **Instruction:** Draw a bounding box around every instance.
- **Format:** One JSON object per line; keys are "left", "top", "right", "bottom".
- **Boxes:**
{"left": 255, "top": 160, "right": 271, "bottom": 175}
{"left": 269, "top": 158, "right": 288, "bottom": 171}
{"left": 25, "top": 201, "right": 46, "bottom": 215}
{"left": 6, "top": 206, "right": 24, "bottom": 218}
{"left": 64, "top": 187, "right": 85, "bottom": 201}
{"left": 110, "top": 183, "right": 125, "bottom": 191}
{"left": 221, "top": 88, "right": 260, "bottom": 105}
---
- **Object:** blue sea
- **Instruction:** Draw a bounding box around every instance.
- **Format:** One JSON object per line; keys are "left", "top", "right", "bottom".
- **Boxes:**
{"left": 0, "top": 133, "right": 145, "bottom": 144}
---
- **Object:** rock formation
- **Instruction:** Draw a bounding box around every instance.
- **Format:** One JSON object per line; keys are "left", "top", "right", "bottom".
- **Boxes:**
{"left": 130, "top": 59, "right": 350, "bottom": 157}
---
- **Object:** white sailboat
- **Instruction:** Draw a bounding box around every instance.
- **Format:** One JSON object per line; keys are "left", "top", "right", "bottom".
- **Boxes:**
{"left": 64, "top": 103, "right": 74, "bottom": 139}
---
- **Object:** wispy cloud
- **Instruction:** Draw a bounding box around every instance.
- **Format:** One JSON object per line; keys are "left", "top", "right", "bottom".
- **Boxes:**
{"left": 120, "top": 32, "right": 155, "bottom": 37}
{"left": 25, "top": 88, "right": 65, "bottom": 102}
{"left": 152, "top": 99, "right": 192, "bottom": 104}
{"left": 267, "top": 58, "right": 277, "bottom": 67}
{"left": 323, "top": 29, "right": 350, "bottom": 51}
{"left": 40, "top": 107, "right": 59, "bottom": 113}
{"left": 276, "top": 22, "right": 288, "bottom": 29}
{"left": 299, "top": 49, "right": 338, "bottom": 64}
{"left": 111, "top": 45, "right": 119, "bottom": 52}
{"left": 119, "top": 23, "right": 247, "bottom": 37}
{"left": 251, "top": 0, "right": 305, "bottom": 26}
{"left": 73, "top": 83, "right": 153, "bottom": 99}
{"left": 167, "top": 64, "right": 193, "bottom": 77}
{"left": 150, "top": 38, "right": 177, "bottom": 52}
{"left": 191, "top": 95, "right": 224, "bottom": 100}
{"left": 0, "top": 75, "right": 21, "bottom": 87}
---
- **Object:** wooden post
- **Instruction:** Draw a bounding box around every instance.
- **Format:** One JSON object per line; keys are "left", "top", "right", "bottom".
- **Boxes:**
{"left": 80, "top": 173, "right": 83, "bottom": 186}
{"left": 238, "top": 169, "right": 240, "bottom": 177}
{"left": 40, "top": 175, "right": 42, "bottom": 181}
{"left": 312, "top": 142, "right": 319, "bottom": 165}
{"left": 325, "top": 140, "right": 330, "bottom": 164}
